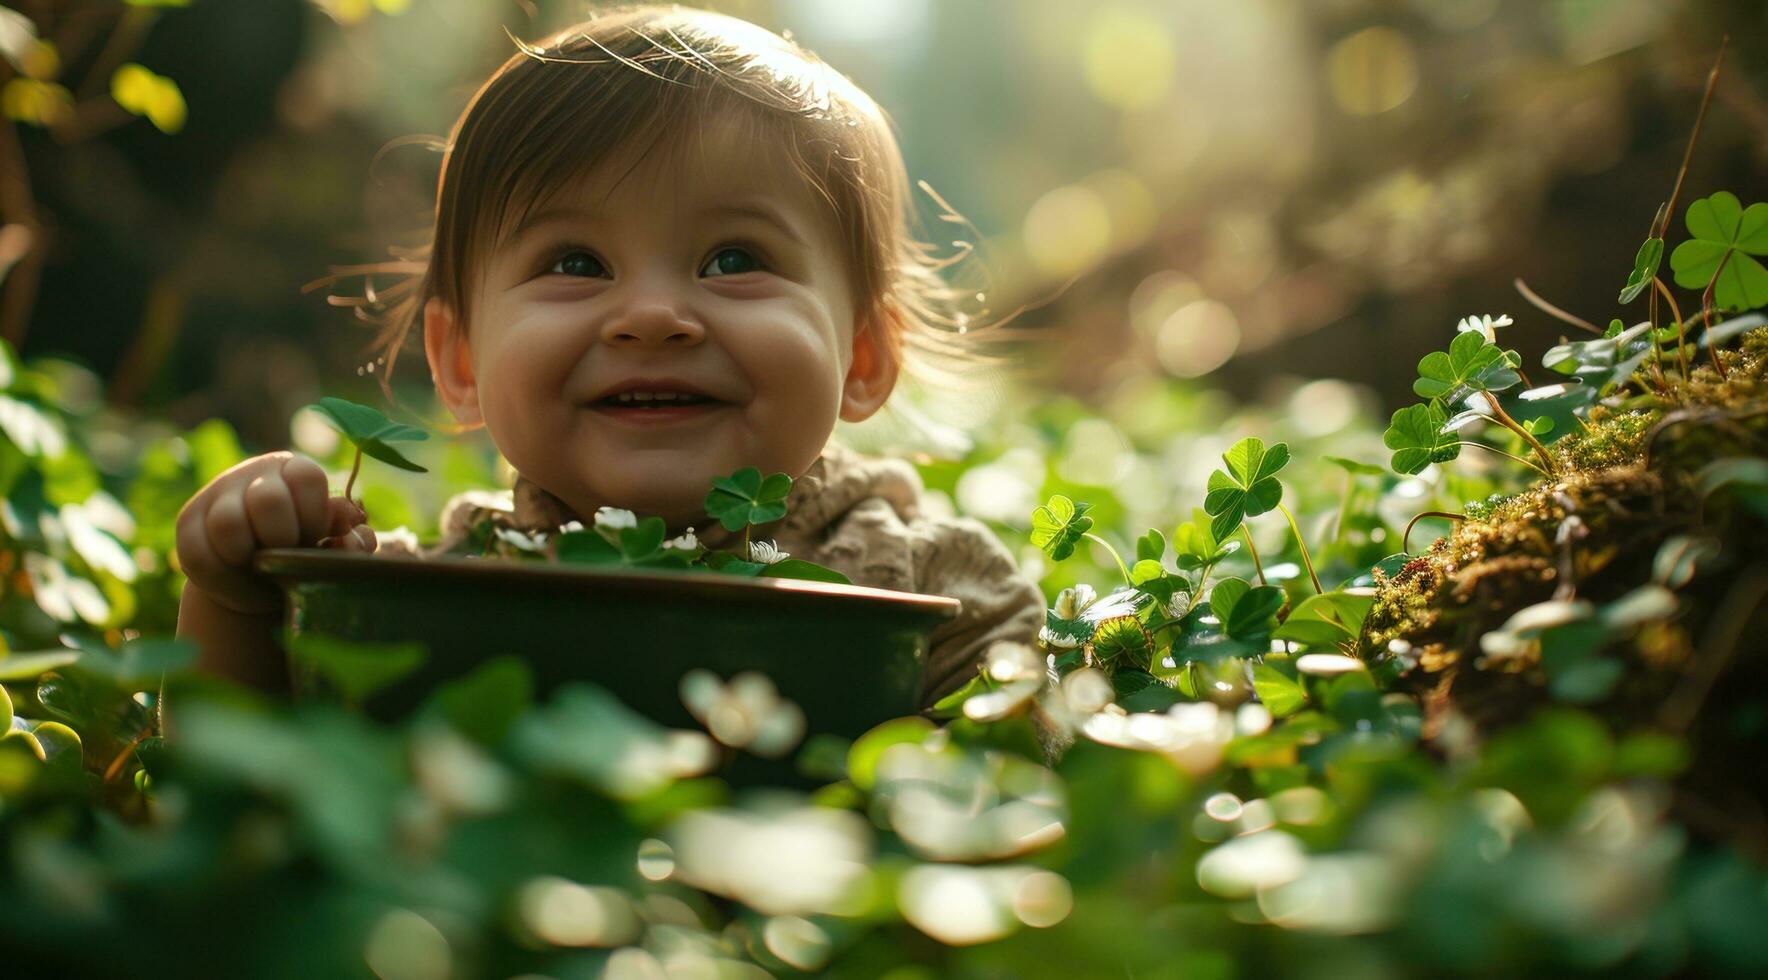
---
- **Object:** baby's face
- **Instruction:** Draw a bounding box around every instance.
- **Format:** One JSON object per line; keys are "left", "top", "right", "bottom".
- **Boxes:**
{"left": 427, "top": 121, "right": 894, "bottom": 529}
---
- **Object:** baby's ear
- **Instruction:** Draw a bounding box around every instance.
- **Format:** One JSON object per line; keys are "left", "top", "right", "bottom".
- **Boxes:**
{"left": 839, "top": 305, "right": 902, "bottom": 424}
{"left": 423, "top": 298, "right": 484, "bottom": 428}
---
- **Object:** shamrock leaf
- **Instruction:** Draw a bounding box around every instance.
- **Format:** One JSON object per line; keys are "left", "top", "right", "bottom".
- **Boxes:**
{"left": 1618, "top": 237, "right": 1664, "bottom": 304}
{"left": 1173, "top": 509, "right": 1239, "bottom": 571}
{"left": 1323, "top": 456, "right": 1387, "bottom": 478}
{"left": 1542, "top": 322, "right": 1654, "bottom": 395}
{"left": 1271, "top": 591, "right": 1376, "bottom": 647}
{"left": 1669, "top": 192, "right": 1768, "bottom": 312}
{"left": 1251, "top": 663, "right": 1307, "bottom": 718}
{"left": 1135, "top": 528, "right": 1166, "bottom": 564}
{"left": 1413, "top": 330, "right": 1521, "bottom": 402}
{"left": 761, "top": 559, "right": 852, "bottom": 585}
{"left": 1510, "top": 382, "right": 1597, "bottom": 439}
{"left": 1384, "top": 403, "right": 1460, "bottom": 475}
{"left": 703, "top": 466, "right": 792, "bottom": 532}
{"left": 307, "top": 397, "right": 429, "bottom": 472}
{"left": 1203, "top": 437, "right": 1288, "bottom": 543}
{"left": 1209, "top": 577, "right": 1284, "bottom": 639}
{"left": 1030, "top": 493, "right": 1093, "bottom": 562}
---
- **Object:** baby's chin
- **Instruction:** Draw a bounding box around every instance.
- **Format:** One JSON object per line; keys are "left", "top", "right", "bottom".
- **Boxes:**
{"left": 589, "top": 477, "right": 722, "bottom": 530}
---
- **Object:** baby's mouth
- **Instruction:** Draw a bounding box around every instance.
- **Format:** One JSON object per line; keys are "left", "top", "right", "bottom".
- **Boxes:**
{"left": 586, "top": 391, "right": 730, "bottom": 423}
{"left": 592, "top": 391, "right": 722, "bottom": 408}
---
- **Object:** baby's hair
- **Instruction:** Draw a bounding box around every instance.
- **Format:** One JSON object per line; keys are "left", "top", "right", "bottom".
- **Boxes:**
{"left": 310, "top": 3, "right": 1028, "bottom": 423}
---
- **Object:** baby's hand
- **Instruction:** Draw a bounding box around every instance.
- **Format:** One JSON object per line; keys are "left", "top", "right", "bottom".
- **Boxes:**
{"left": 174, "top": 451, "right": 377, "bottom": 616}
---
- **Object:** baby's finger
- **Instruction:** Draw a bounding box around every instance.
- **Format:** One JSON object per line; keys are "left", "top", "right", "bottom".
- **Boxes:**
{"left": 325, "top": 496, "right": 366, "bottom": 539}
{"left": 281, "top": 455, "right": 331, "bottom": 544}
{"left": 244, "top": 474, "right": 302, "bottom": 550}
{"left": 345, "top": 524, "right": 378, "bottom": 553}
{"left": 175, "top": 504, "right": 227, "bottom": 584}
{"left": 204, "top": 484, "right": 256, "bottom": 568}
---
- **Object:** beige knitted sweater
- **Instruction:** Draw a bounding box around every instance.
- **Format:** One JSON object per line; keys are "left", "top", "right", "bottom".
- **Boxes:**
{"left": 382, "top": 444, "right": 1046, "bottom": 707}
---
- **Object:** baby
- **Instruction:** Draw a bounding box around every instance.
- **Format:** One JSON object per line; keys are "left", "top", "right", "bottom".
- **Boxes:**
{"left": 174, "top": 5, "right": 1044, "bottom": 707}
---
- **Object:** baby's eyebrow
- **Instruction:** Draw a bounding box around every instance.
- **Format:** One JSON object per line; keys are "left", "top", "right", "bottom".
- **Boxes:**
{"left": 700, "top": 202, "right": 807, "bottom": 248}
{"left": 498, "top": 205, "right": 600, "bottom": 251}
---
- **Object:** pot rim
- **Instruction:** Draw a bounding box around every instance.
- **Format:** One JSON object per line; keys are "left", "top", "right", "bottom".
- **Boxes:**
{"left": 255, "top": 548, "right": 962, "bottom": 622}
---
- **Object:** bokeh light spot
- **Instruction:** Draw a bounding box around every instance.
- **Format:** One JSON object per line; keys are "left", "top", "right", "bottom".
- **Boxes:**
{"left": 1326, "top": 27, "right": 1418, "bottom": 116}
{"left": 1155, "top": 300, "right": 1241, "bottom": 378}
{"left": 1023, "top": 184, "right": 1111, "bottom": 279}
{"left": 1083, "top": 8, "right": 1176, "bottom": 111}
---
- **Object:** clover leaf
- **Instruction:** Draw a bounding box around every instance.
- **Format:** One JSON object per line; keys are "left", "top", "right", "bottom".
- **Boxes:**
{"left": 1173, "top": 509, "right": 1239, "bottom": 571}
{"left": 1669, "top": 192, "right": 1768, "bottom": 312}
{"left": 1542, "top": 322, "right": 1654, "bottom": 395}
{"left": 307, "top": 397, "right": 429, "bottom": 473}
{"left": 1030, "top": 493, "right": 1093, "bottom": 562}
{"left": 1618, "top": 236, "right": 1664, "bottom": 304}
{"left": 1203, "top": 438, "right": 1287, "bottom": 543}
{"left": 1384, "top": 403, "right": 1460, "bottom": 475}
{"left": 703, "top": 466, "right": 792, "bottom": 532}
{"left": 1209, "top": 576, "right": 1283, "bottom": 639}
{"left": 1413, "top": 330, "right": 1521, "bottom": 402}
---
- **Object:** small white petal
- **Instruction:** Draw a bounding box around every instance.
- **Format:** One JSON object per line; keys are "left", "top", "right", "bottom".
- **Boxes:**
{"left": 593, "top": 507, "right": 638, "bottom": 531}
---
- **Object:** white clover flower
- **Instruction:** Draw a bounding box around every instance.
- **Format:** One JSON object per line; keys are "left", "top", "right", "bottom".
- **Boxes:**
{"left": 1037, "top": 624, "right": 1083, "bottom": 650}
{"left": 664, "top": 527, "right": 699, "bottom": 551}
{"left": 375, "top": 525, "right": 421, "bottom": 555}
{"left": 593, "top": 506, "right": 637, "bottom": 531}
{"left": 1051, "top": 584, "right": 1096, "bottom": 620}
{"left": 493, "top": 527, "right": 548, "bottom": 552}
{"left": 1455, "top": 313, "right": 1514, "bottom": 342}
{"left": 748, "top": 539, "right": 788, "bottom": 564}
{"left": 1165, "top": 591, "right": 1192, "bottom": 620}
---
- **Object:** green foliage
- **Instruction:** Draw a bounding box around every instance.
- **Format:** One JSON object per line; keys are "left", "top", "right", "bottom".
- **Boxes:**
{"left": 306, "top": 396, "right": 429, "bottom": 473}
{"left": 1383, "top": 402, "right": 1460, "bottom": 474}
{"left": 1203, "top": 437, "right": 1287, "bottom": 542}
{"left": 703, "top": 466, "right": 792, "bottom": 531}
{"left": 1413, "top": 328, "right": 1522, "bottom": 401}
{"left": 1669, "top": 191, "right": 1768, "bottom": 311}
{"left": 1030, "top": 493, "right": 1094, "bottom": 561}
{"left": 1209, "top": 576, "right": 1283, "bottom": 639}
{"left": 1619, "top": 235, "right": 1664, "bottom": 303}
{"left": 3, "top": 174, "right": 1768, "bottom": 976}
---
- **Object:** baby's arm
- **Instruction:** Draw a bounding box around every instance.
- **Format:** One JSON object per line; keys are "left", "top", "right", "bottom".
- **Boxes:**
{"left": 914, "top": 516, "right": 1047, "bottom": 707}
{"left": 174, "top": 452, "right": 375, "bottom": 692}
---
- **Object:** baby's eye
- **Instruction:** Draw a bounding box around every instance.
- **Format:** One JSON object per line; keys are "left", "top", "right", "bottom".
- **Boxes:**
{"left": 700, "top": 246, "right": 765, "bottom": 278}
{"left": 548, "top": 250, "right": 609, "bottom": 278}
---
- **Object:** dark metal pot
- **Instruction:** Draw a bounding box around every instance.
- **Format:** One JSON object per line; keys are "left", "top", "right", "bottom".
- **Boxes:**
{"left": 256, "top": 549, "right": 960, "bottom": 741}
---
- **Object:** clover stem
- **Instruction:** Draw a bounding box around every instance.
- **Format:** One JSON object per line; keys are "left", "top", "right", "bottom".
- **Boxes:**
{"left": 1402, "top": 511, "right": 1464, "bottom": 554}
{"left": 1189, "top": 564, "right": 1212, "bottom": 606}
{"left": 1650, "top": 276, "right": 1691, "bottom": 382}
{"left": 1452, "top": 441, "right": 1551, "bottom": 477}
{"left": 344, "top": 448, "right": 363, "bottom": 505}
{"left": 1645, "top": 284, "right": 1668, "bottom": 389}
{"left": 1241, "top": 526, "right": 1267, "bottom": 586}
{"left": 1513, "top": 277, "right": 1603, "bottom": 335}
{"left": 1083, "top": 532, "right": 1133, "bottom": 587}
{"left": 1332, "top": 474, "right": 1355, "bottom": 547}
{"left": 1656, "top": 36, "right": 1726, "bottom": 240}
{"left": 1275, "top": 503, "right": 1323, "bottom": 594}
{"left": 1480, "top": 392, "right": 1555, "bottom": 473}
{"left": 1702, "top": 251, "right": 1733, "bottom": 381}
{"left": 742, "top": 524, "right": 752, "bottom": 559}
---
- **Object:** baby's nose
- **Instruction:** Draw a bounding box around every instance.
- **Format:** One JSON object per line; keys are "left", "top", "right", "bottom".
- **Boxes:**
{"left": 601, "top": 302, "right": 705, "bottom": 347}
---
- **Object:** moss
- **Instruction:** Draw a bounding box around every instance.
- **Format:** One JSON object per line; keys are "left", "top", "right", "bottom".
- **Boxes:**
{"left": 1359, "top": 326, "right": 1768, "bottom": 749}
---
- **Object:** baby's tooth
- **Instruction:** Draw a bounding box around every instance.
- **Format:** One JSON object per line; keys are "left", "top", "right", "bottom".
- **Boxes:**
{"left": 632, "top": 392, "right": 654, "bottom": 402}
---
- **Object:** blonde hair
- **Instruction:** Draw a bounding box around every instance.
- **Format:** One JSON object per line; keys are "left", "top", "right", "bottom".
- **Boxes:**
{"left": 313, "top": 4, "right": 1019, "bottom": 415}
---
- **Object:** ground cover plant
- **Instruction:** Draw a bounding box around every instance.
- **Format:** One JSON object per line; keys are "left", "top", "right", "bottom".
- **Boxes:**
{"left": 1, "top": 69, "right": 1767, "bottom": 980}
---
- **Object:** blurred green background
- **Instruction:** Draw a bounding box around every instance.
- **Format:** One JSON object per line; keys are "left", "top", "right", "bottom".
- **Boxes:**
{"left": 7, "top": 0, "right": 1765, "bottom": 510}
